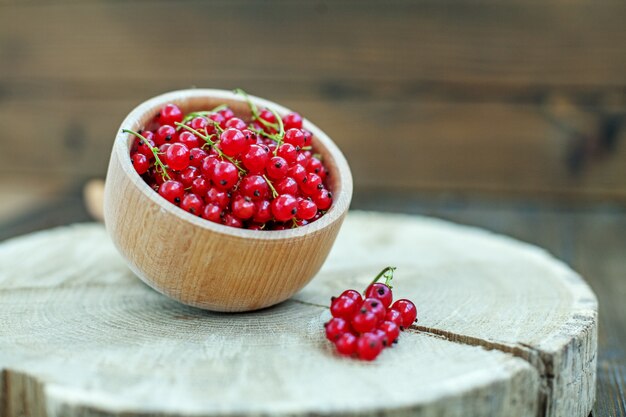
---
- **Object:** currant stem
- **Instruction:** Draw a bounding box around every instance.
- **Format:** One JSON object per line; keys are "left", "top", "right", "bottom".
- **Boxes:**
{"left": 234, "top": 88, "right": 281, "bottom": 132}
{"left": 123, "top": 129, "right": 171, "bottom": 180}
{"left": 368, "top": 266, "right": 396, "bottom": 290}
{"left": 267, "top": 107, "right": 285, "bottom": 154}
{"left": 263, "top": 174, "right": 279, "bottom": 198}
{"left": 175, "top": 123, "right": 245, "bottom": 173}
{"left": 179, "top": 104, "right": 229, "bottom": 128}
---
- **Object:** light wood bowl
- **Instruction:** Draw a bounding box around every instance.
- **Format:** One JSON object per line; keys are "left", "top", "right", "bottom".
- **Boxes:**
{"left": 104, "top": 89, "right": 352, "bottom": 312}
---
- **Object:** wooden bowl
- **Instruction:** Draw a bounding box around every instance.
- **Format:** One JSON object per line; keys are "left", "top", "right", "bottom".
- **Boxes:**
{"left": 103, "top": 89, "right": 352, "bottom": 312}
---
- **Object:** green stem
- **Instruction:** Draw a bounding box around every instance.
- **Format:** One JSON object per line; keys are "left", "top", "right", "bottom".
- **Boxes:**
{"left": 179, "top": 104, "right": 229, "bottom": 128}
{"left": 263, "top": 174, "right": 279, "bottom": 198}
{"left": 122, "top": 129, "right": 171, "bottom": 180}
{"left": 234, "top": 88, "right": 281, "bottom": 132}
{"left": 368, "top": 266, "right": 396, "bottom": 290}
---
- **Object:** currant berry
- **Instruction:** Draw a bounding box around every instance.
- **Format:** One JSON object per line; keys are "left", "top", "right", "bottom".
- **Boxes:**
{"left": 275, "top": 177, "right": 298, "bottom": 196}
{"left": 181, "top": 193, "right": 204, "bottom": 215}
{"left": 242, "top": 144, "right": 270, "bottom": 174}
{"left": 222, "top": 213, "right": 243, "bottom": 228}
{"left": 189, "top": 116, "right": 209, "bottom": 131}
{"left": 379, "top": 321, "right": 400, "bottom": 345}
{"left": 191, "top": 176, "right": 209, "bottom": 196}
{"left": 334, "top": 332, "right": 357, "bottom": 356}
{"left": 224, "top": 117, "right": 247, "bottom": 130}
{"left": 157, "top": 104, "right": 183, "bottom": 126}
{"left": 356, "top": 332, "right": 384, "bottom": 361}
{"left": 178, "top": 131, "right": 200, "bottom": 149}
{"left": 189, "top": 147, "right": 208, "bottom": 168}
{"left": 240, "top": 175, "right": 269, "bottom": 200}
{"left": 155, "top": 125, "right": 177, "bottom": 146}
{"left": 385, "top": 309, "right": 404, "bottom": 330}
{"left": 284, "top": 128, "right": 305, "bottom": 148}
{"left": 362, "top": 298, "right": 386, "bottom": 324}
{"left": 212, "top": 160, "right": 239, "bottom": 190}
{"left": 206, "top": 187, "right": 230, "bottom": 208}
{"left": 231, "top": 195, "right": 256, "bottom": 220}
{"left": 253, "top": 200, "right": 272, "bottom": 224}
{"left": 301, "top": 173, "right": 323, "bottom": 196}
{"left": 330, "top": 295, "right": 359, "bottom": 320}
{"left": 288, "top": 164, "right": 307, "bottom": 184}
{"left": 201, "top": 155, "right": 219, "bottom": 178}
{"left": 314, "top": 188, "right": 332, "bottom": 210}
{"left": 219, "top": 128, "right": 248, "bottom": 157}
{"left": 165, "top": 143, "right": 190, "bottom": 171}
{"left": 265, "top": 156, "right": 288, "bottom": 180}
{"left": 340, "top": 289, "right": 363, "bottom": 304}
{"left": 391, "top": 299, "right": 418, "bottom": 328}
{"left": 277, "top": 143, "right": 297, "bottom": 165}
{"left": 283, "top": 112, "right": 303, "bottom": 130}
{"left": 351, "top": 309, "right": 378, "bottom": 333}
{"left": 131, "top": 153, "right": 150, "bottom": 175}
{"left": 202, "top": 203, "right": 222, "bottom": 223}
{"left": 219, "top": 107, "right": 235, "bottom": 121}
{"left": 365, "top": 283, "right": 393, "bottom": 309}
{"left": 271, "top": 194, "right": 298, "bottom": 222}
{"left": 373, "top": 328, "right": 390, "bottom": 347}
{"left": 296, "top": 198, "right": 317, "bottom": 220}
{"left": 158, "top": 180, "right": 184, "bottom": 205}
{"left": 178, "top": 166, "right": 199, "bottom": 187}
{"left": 324, "top": 317, "right": 348, "bottom": 342}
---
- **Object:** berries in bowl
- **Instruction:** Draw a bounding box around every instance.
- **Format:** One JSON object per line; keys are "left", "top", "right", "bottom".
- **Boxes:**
{"left": 104, "top": 89, "right": 352, "bottom": 312}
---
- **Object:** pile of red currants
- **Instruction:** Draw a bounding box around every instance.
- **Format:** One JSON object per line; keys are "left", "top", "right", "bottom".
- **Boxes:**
{"left": 127, "top": 89, "right": 332, "bottom": 230}
{"left": 324, "top": 267, "right": 418, "bottom": 361}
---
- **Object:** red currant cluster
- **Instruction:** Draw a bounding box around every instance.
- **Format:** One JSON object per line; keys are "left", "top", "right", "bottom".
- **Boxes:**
{"left": 127, "top": 89, "right": 332, "bottom": 230}
{"left": 324, "top": 267, "right": 418, "bottom": 361}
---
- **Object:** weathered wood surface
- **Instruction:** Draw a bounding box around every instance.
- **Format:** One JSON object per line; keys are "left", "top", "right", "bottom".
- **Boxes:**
{"left": 0, "top": 212, "right": 597, "bottom": 417}
{"left": 1, "top": 0, "right": 625, "bottom": 201}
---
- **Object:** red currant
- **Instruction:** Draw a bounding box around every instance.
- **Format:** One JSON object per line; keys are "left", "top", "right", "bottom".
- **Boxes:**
{"left": 202, "top": 203, "right": 222, "bottom": 223}
{"left": 206, "top": 187, "right": 230, "bottom": 208}
{"left": 351, "top": 309, "right": 378, "bottom": 333}
{"left": 314, "top": 188, "right": 332, "bottom": 210}
{"left": 385, "top": 309, "right": 404, "bottom": 329}
{"left": 131, "top": 153, "right": 150, "bottom": 175}
{"left": 189, "top": 147, "right": 208, "bottom": 168}
{"left": 265, "top": 156, "right": 288, "bottom": 180}
{"left": 391, "top": 299, "right": 418, "bottom": 328}
{"left": 283, "top": 112, "right": 303, "bottom": 130}
{"left": 239, "top": 175, "right": 269, "bottom": 200}
{"left": 340, "top": 290, "right": 363, "bottom": 304}
{"left": 231, "top": 195, "right": 256, "bottom": 220}
{"left": 219, "top": 128, "right": 248, "bottom": 157}
{"left": 365, "top": 283, "right": 393, "bottom": 309}
{"left": 362, "top": 298, "right": 386, "bottom": 324}
{"left": 155, "top": 125, "right": 177, "bottom": 146}
{"left": 157, "top": 104, "right": 183, "bottom": 126}
{"left": 158, "top": 180, "right": 184, "bottom": 205}
{"left": 179, "top": 131, "right": 200, "bottom": 149}
{"left": 284, "top": 128, "right": 305, "bottom": 148}
{"left": 334, "top": 332, "right": 357, "bottom": 356}
{"left": 296, "top": 198, "right": 317, "bottom": 220}
{"left": 271, "top": 194, "right": 297, "bottom": 222}
{"left": 379, "top": 321, "right": 400, "bottom": 345}
{"left": 275, "top": 177, "right": 298, "bottom": 196}
{"left": 330, "top": 295, "right": 359, "bottom": 320}
{"left": 212, "top": 160, "right": 239, "bottom": 190}
{"left": 165, "top": 143, "right": 190, "bottom": 171}
{"left": 356, "top": 332, "right": 383, "bottom": 361}
{"left": 242, "top": 144, "right": 270, "bottom": 173}
{"left": 324, "top": 317, "right": 348, "bottom": 342}
{"left": 181, "top": 193, "right": 204, "bottom": 215}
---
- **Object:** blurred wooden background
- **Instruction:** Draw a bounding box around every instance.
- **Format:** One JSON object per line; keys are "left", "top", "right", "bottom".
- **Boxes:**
{"left": 1, "top": 1, "right": 625, "bottom": 416}
{"left": 1, "top": 0, "right": 626, "bottom": 202}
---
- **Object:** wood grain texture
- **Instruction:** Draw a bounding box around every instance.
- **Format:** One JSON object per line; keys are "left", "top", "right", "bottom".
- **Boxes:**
{"left": 104, "top": 89, "right": 352, "bottom": 312}
{"left": 1, "top": 0, "right": 625, "bottom": 201}
{"left": 0, "top": 212, "right": 597, "bottom": 417}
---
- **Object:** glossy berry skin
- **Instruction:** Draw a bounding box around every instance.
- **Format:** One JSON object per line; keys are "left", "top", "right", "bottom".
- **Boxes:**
{"left": 379, "top": 321, "right": 400, "bottom": 345}
{"left": 188, "top": 148, "right": 208, "bottom": 168}
{"left": 224, "top": 117, "right": 247, "bottom": 130}
{"left": 301, "top": 173, "right": 323, "bottom": 196}
{"left": 157, "top": 104, "right": 183, "bottom": 126}
{"left": 391, "top": 299, "right": 418, "bottom": 328}
{"left": 373, "top": 328, "right": 389, "bottom": 347}
{"left": 180, "top": 193, "right": 204, "bottom": 215}
{"left": 283, "top": 112, "right": 303, "bottom": 130}
{"left": 296, "top": 198, "right": 317, "bottom": 220}
{"left": 158, "top": 180, "right": 184, "bottom": 205}
{"left": 334, "top": 332, "right": 357, "bottom": 356}
{"left": 202, "top": 203, "right": 222, "bottom": 223}
{"left": 189, "top": 116, "right": 209, "bottom": 131}
{"left": 266, "top": 156, "right": 288, "bottom": 180}
{"left": 275, "top": 177, "right": 298, "bottom": 196}
{"left": 131, "top": 153, "right": 150, "bottom": 175}
{"left": 178, "top": 166, "right": 199, "bottom": 187}
{"left": 155, "top": 125, "right": 177, "bottom": 146}
{"left": 219, "top": 128, "right": 248, "bottom": 157}
{"left": 206, "top": 187, "right": 230, "bottom": 208}
{"left": 242, "top": 144, "right": 270, "bottom": 173}
{"left": 357, "top": 332, "right": 384, "bottom": 361}
{"left": 271, "top": 194, "right": 298, "bottom": 222}
{"left": 191, "top": 177, "right": 209, "bottom": 196}
{"left": 365, "top": 283, "right": 393, "bottom": 309}
{"left": 287, "top": 164, "right": 307, "bottom": 184}
{"left": 385, "top": 309, "right": 404, "bottom": 329}
{"left": 231, "top": 195, "right": 256, "bottom": 220}
{"left": 178, "top": 131, "right": 200, "bottom": 149}
{"left": 165, "top": 143, "right": 190, "bottom": 171}
{"left": 351, "top": 310, "right": 378, "bottom": 333}
{"left": 240, "top": 175, "right": 269, "bottom": 200}
{"left": 277, "top": 143, "right": 297, "bottom": 165}
{"left": 284, "top": 128, "right": 305, "bottom": 148}
{"left": 314, "top": 189, "right": 332, "bottom": 210}
{"left": 222, "top": 213, "right": 243, "bottom": 228}
{"left": 212, "top": 161, "right": 239, "bottom": 190}
{"left": 134, "top": 137, "right": 155, "bottom": 160}
{"left": 253, "top": 200, "right": 272, "bottom": 224}
{"left": 340, "top": 289, "right": 363, "bottom": 304}
{"left": 330, "top": 295, "right": 359, "bottom": 320}
{"left": 325, "top": 317, "right": 348, "bottom": 342}
{"left": 362, "top": 298, "right": 386, "bottom": 324}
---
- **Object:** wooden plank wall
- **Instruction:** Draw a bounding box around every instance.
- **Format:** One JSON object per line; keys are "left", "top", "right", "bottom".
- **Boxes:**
{"left": 1, "top": 0, "right": 625, "bottom": 201}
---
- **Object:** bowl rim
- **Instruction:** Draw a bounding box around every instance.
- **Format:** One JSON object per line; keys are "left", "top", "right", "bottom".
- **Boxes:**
{"left": 112, "top": 88, "right": 353, "bottom": 241}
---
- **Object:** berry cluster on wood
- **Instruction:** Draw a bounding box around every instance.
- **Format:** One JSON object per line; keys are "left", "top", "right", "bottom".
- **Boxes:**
{"left": 324, "top": 267, "right": 418, "bottom": 361}
{"left": 127, "top": 89, "right": 332, "bottom": 230}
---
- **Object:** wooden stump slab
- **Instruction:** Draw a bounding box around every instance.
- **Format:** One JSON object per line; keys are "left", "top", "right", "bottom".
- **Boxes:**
{"left": 0, "top": 211, "right": 597, "bottom": 417}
